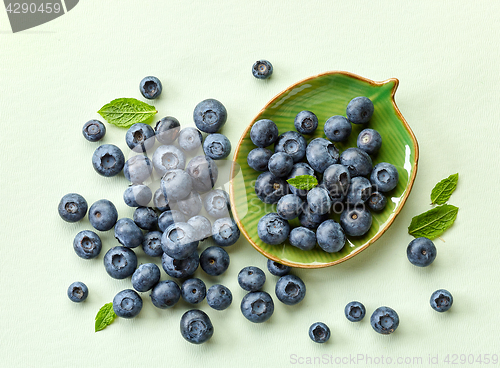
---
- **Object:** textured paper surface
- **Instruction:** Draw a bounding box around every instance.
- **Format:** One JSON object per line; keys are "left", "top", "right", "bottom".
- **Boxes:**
{"left": 1, "top": 1, "right": 499, "bottom": 367}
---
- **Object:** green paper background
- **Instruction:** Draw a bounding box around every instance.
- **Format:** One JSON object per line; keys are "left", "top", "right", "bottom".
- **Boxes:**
{"left": 1, "top": 1, "right": 499, "bottom": 367}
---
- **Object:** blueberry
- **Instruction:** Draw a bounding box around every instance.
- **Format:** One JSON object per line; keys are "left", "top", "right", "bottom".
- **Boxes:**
{"left": 274, "top": 131, "right": 307, "bottom": 163}
{"left": 252, "top": 60, "right": 273, "bottom": 79}
{"left": 133, "top": 207, "right": 158, "bottom": 231}
{"left": 92, "top": 144, "right": 125, "bottom": 177}
{"left": 250, "top": 119, "right": 279, "bottom": 147}
{"left": 258, "top": 213, "right": 290, "bottom": 245}
{"left": 324, "top": 115, "right": 352, "bottom": 142}
{"left": 82, "top": 120, "right": 106, "bottom": 142}
{"left": 161, "top": 169, "right": 193, "bottom": 201}
{"left": 430, "top": 289, "right": 453, "bottom": 312}
{"left": 316, "top": 220, "right": 346, "bottom": 253}
{"left": 340, "top": 206, "right": 372, "bottom": 237}
{"left": 139, "top": 76, "right": 162, "bottom": 99}
{"left": 158, "top": 210, "right": 186, "bottom": 232}
{"left": 185, "top": 155, "right": 219, "bottom": 193}
{"left": 155, "top": 116, "right": 181, "bottom": 145}
{"left": 181, "top": 278, "right": 207, "bottom": 304}
{"left": 357, "top": 128, "right": 382, "bottom": 155}
{"left": 114, "top": 218, "right": 144, "bottom": 248}
{"left": 200, "top": 246, "right": 230, "bottom": 276}
{"left": 238, "top": 266, "right": 266, "bottom": 291}
{"left": 307, "top": 187, "right": 332, "bottom": 215}
{"left": 344, "top": 301, "right": 366, "bottom": 322}
{"left": 153, "top": 188, "right": 170, "bottom": 212}
{"left": 58, "top": 193, "right": 88, "bottom": 222}
{"left": 125, "top": 123, "right": 155, "bottom": 152}
{"left": 367, "top": 191, "right": 387, "bottom": 212}
{"left": 370, "top": 306, "right": 399, "bottom": 335}
{"left": 240, "top": 291, "right": 274, "bottom": 323}
{"left": 131, "top": 263, "right": 161, "bottom": 292}
{"left": 124, "top": 184, "right": 152, "bottom": 207}
{"left": 104, "top": 246, "right": 137, "bottom": 279}
{"left": 287, "top": 162, "right": 315, "bottom": 198}
{"left": 308, "top": 322, "right": 330, "bottom": 343}
{"left": 266, "top": 259, "right": 291, "bottom": 277}
{"left": 289, "top": 227, "right": 316, "bottom": 251}
{"left": 277, "top": 194, "right": 303, "bottom": 220}
{"left": 175, "top": 191, "right": 202, "bottom": 218}
{"left": 124, "top": 155, "right": 153, "bottom": 184}
{"left": 254, "top": 171, "right": 288, "bottom": 204}
{"left": 89, "top": 199, "right": 118, "bottom": 231}
{"left": 203, "top": 189, "right": 230, "bottom": 218}
{"left": 161, "top": 222, "right": 199, "bottom": 260}
{"left": 207, "top": 284, "right": 232, "bottom": 310}
{"left": 150, "top": 280, "right": 181, "bottom": 309}
{"left": 268, "top": 152, "right": 294, "bottom": 178}
{"left": 187, "top": 215, "right": 212, "bottom": 241}
{"left": 113, "top": 289, "right": 143, "bottom": 318}
{"left": 305, "top": 138, "right": 339, "bottom": 173}
{"left": 142, "top": 231, "right": 163, "bottom": 257}
{"left": 73, "top": 230, "right": 102, "bottom": 259}
{"left": 203, "top": 133, "right": 231, "bottom": 160}
{"left": 370, "top": 162, "right": 399, "bottom": 192}
{"left": 180, "top": 309, "right": 214, "bottom": 344}
{"left": 152, "top": 145, "right": 186, "bottom": 176}
{"left": 298, "top": 205, "right": 328, "bottom": 229}
{"left": 161, "top": 251, "right": 199, "bottom": 279}
{"left": 275, "top": 274, "right": 306, "bottom": 305}
{"left": 178, "top": 127, "right": 203, "bottom": 152}
{"left": 322, "top": 164, "right": 350, "bottom": 203}
{"left": 247, "top": 148, "right": 273, "bottom": 171}
{"left": 294, "top": 111, "right": 318, "bottom": 134}
{"left": 193, "top": 99, "right": 227, "bottom": 133}
{"left": 212, "top": 217, "right": 240, "bottom": 247}
{"left": 339, "top": 148, "right": 372, "bottom": 178}
{"left": 67, "top": 281, "right": 88, "bottom": 303}
{"left": 407, "top": 237, "right": 437, "bottom": 267}
{"left": 346, "top": 176, "right": 372, "bottom": 205}
{"left": 346, "top": 96, "right": 374, "bottom": 124}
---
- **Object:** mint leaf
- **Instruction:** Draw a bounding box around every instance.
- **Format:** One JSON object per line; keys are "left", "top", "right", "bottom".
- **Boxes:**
{"left": 408, "top": 204, "right": 459, "bottom": 239}
{"left": 95, "top": 302, "right": 117, "bottom": 332}
{"left": 98, "top": 98, "right": 157, "bottom": 128}
{"left": 286, "top": 175, "right": 318, "bottom": 190}
{"left": 431, "top": 173, "right": 458, "bottom": 205}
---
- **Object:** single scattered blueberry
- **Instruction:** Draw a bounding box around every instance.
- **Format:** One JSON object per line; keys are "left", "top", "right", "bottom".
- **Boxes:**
{"left": 370, "top": 306, "right": 399, "bottom": 335}
{"left": 289, "top": 227, "right": 316, "bottom": 251}
{"left": 113, "top": 289, "right": 143, "bottom": 319}
{"left": 158, "top": 210, "right": 186, "bottom": 232}
{"left": 407, "top": 237, "right": 437, "bottom": 267}
{"left": 131, "top": 263, "right": 161, "bottom": 292}
{"left": 124, "top": 184, "right": 152, "bottom": 207}
{"left": 298, "top": 204, "right": 328, "bottom": 230}
{"left": 185, "top": 155, "right": 219, "bottom": 193}
{"left": 339, "top": 147, "right": 373, "bottom": 178}
{"left": 357, "top": 128, "right": 382, "bottom": 155}
{"left": 288, "top": 162, "right": 315, "bottom": 198}
{"left": 322, "top": 164, "right": 350, "bottom": 203}
{"left": 124, "top": 155, "right": 153, "bottom": 184}
{"left": 133, "top": 206, "right": 158, "bottom": 230}
{"left": 203, "top": 189, "right": 230, "bottom": 219}
{"left": 266, "top": 259, "right": 291, "bottom": 277}
{"left": 152, "top": 145, "right": 186, "bottom": 176}
{"left": 346, "top": 96, "right": 374, "bottom": 124}
{"left": 346, "top": 176, "right": 372, "bottom": 205}
{"left": 58, "top": 193, "right": 88, "bottom": 223}
{"left": 89, "top": 199, "right": 118, "bottom": 231}
{"left": 370, "top": 162, "right": 399, "bottom": 192}
{"left": 250, "top": 119, "right": 279, "bottom": 148}
{"left": 316, "top": 220, "right": 346, "bottom": 253}
{"left": 247, "top": 148, "right": 273, "bottom": 171}
{"left": 150, "top": 280, "right": 181, "bottom": 309}
{"left": 277, "top": 194, "right": 303, "bottom": 220}
{"left": 294, "top": 110, "right": 318, "bottom": 134}
{"left": 339, "top": 206, "right": 372, "bottom": 237}
{"left": 67, "top": 281, "right": 88, "bottom": 303}
{"left": 103, "top": 246, "right": 137, "bottom": 279}
{"left": 274, "top": 131, "right": 307, "bottom": 163}
{"left": 187, "top": 215, "right": 212, "bottom": 241}
{"left": 203, "top": 133, "right": 231, "bottom": 160}
{"left": 254, "top": 171, "right": 288, "bottom": 204}
{"left": 180, "top": 309, "right": 214, "bottom": 344}
{"left": 430, "top": 289, "right": 453, "bottom": 312}
{"left": 307, "top": 187, "right": 332, "bottom": 215}
{"left": 161, "top": 222, "right": 199, "bottom": 260}
{"left": 238, "top": 266, "right": 266, "bottom": 291}
{"left": 114, "top": 218, "right": 144, "bottom": 248}
{"left": 73, "top": 230, "right": 102, "bottom": 259}
{"left": 153, "top": 187, "right": 170, "bottom": 212}
{"left": 212, "top": 217, "right": 240, "bottom": 247}
{"left": 252, "top": 60, "right": 273, "bottom": 79}
{"left": 268, "top": 152, "right": 294, "bottom": 178}
{"left": 258, "top": 213, "right": 290, "bottom": 245}
{"left": 240, "top": 291, "right": 274, "bottom": 323}
{"left": 367, "top": 191, "right": 387, "bottom": 212}
{"left": 142, "top": 231, "right": 163, "bottom": 257}
{"left": 193, "top": 99, "right": 227, "bottom": 133}
{"left": 177, "top": 191, "right": 203, "bottom": 218}
{"left": 309, "top": 322, "right": 330, "bottom": 343}
{"left": 178, "top": 127, "right": 203, "bottom": 152}
{"left": 344, "top": 301, "right": 366, "bottom": 322}
{"left": 275, "top": 274, "right": 306, "bottom": 305}
{"left": 200, "top": 246, "right": 230, "bottom": 276}
{"left": 139, "top": 76, "right": 162, "bottom": 99}
{"left": 82, "top": 120, "right": 106, "bottom": 142}
{"left": 160, "top": 169, "right": 193, "bottom": 201}
{"left": 91, "top": 144, "right": 125, "bottom": 177}
{"left": 125, "top": 123, "right": 155, "bottom": 152}
{"left": 181, "top": 278, "right": 207, "bottom": 304}
{"left": 207, "top": 284, "right": 232, "bottom": 311}
{"left": 324, "top": 115, "right": 352, "bottom": 142}
{"left": 161, "top": 251, "right": 199, "bottom": 279}
{"left": 155, "top": 116, "right": 181, "bottom": 145}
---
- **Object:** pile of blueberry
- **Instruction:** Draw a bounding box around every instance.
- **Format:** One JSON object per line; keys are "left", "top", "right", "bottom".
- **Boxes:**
{"left": 248, "top": 96, "right": 399, "bottom": 253}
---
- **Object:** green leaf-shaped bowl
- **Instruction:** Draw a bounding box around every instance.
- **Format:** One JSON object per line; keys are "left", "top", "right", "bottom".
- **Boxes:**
{"left": 229, "top": 71, "right": 419, "bottom": 268}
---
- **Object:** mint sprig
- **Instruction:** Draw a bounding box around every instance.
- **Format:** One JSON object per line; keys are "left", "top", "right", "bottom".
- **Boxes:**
{"left": 431, "top": 173, "right": 458, "bottom": 205}
{"left": 408, "top": 204, "right": 459, "bottom": 239}
{"left": 286, "top": 175, "right": 318, "bottom": 191}
{"left": 98, "top": 98, "right": 157, "bottom": 128}
{"left": 95, "top": 302, "right": 117, "bottom": 332}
